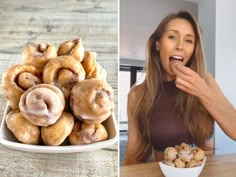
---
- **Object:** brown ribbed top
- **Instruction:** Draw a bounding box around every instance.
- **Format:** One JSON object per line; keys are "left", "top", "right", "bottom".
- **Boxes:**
{"left": 150, "top": 80, "right": 194, "bottom": 151}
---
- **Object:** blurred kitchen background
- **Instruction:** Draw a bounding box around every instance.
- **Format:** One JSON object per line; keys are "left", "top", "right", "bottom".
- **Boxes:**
{"left": 119, "top": 0, "right": 236, "bottom": 165}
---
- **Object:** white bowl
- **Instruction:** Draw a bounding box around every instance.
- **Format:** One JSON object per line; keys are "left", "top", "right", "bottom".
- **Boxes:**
{"left": 0, "top": 105, "right": 118, "bottom": 153}
{"left": 159, "top": 156, "right": 206, "bottom": 177}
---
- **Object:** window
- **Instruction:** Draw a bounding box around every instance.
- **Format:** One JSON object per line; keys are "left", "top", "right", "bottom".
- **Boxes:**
{"left": 119, "top": 65, "right": 144, "bottom": 132}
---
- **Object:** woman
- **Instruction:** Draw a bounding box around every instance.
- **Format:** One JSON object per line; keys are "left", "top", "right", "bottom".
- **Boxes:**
{"left": 124, "top": 10, "right": 236, "bottom": 165}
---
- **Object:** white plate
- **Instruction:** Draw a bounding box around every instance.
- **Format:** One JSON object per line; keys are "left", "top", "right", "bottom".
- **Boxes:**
{"left": 0, "top": 105, "right": 118, "bottom": 153}
{"left": 159, "top": 156, "right": 206, "bottom": 177}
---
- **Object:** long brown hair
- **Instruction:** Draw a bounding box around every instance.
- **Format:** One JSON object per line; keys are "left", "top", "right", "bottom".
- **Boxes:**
{"left": 130, "top": 11, "right": 214, "bottom": 162}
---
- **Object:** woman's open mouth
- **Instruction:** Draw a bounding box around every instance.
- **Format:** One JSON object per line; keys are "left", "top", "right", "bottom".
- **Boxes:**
{"left": 169, "top": 55, "right": 183, "bottom": 66}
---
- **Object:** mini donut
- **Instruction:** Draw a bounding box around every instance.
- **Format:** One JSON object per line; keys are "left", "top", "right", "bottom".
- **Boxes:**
{"left": 86, "top": 63, "right": 107, "bottom": 81}
{"left": 81, "top": 51, "right": 97, "bottom": 76}
{"left": 43, "top": 55, "right": 85, "bottom": 99}
{"left": 22, "top": 42, "right": 57, "bottom": 73}
{"left": 68, "top": 120, "right": 108, "bottom": 145}
{"left": 19, "top": 84, "right": 65, "bottom": 126}
{"left": 163, "top": 160, "right": 175, "bottom": 167}
{"left": 57, "top": 38, "right": 84, "bottom": 62}
{"left": 164, "top": 147, "right": 178, "bottom": 161}
{"left": 186, "top": 159, "right": 198, "bottom": 168}
{"left": 178, "top": 149, "right": 193, "bottom": 162}
{"left": 2, "top": 64, "right": 41, "bottom": 110}
{"left": 41, "top": 112, "right": 74, "bottom": 146}
{"left": 191, "top": 147, "right": 205, "bottom": 161}
{"left": 6, "top": 111, "right": 40, "bottom": 145}
{"left": 180, "top": 142, "right": 191, "bottom": 151}
{"left": 70, "top": 79, "right": 114, "bottom": 123}
{"left": 174, "top": 158, "right": 185, "bottom": 168}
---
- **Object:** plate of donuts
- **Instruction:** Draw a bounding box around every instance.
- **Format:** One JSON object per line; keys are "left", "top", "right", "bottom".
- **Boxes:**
{"left": 0, "top": 104, "right": 117, "bottom": 153}
{"left": 159, "top": 143, "right": 206, "bottom": 177}
{"left": 0, "top": 39, "right": 118, "bottom": 153}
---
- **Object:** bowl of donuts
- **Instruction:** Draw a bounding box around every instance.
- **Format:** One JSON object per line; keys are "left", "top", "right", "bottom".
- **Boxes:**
{"left": 159, "top": 143, "right": 206, "bottom": 177}
{"left": 0, "top": 39, "right": 117, "bottom": 153}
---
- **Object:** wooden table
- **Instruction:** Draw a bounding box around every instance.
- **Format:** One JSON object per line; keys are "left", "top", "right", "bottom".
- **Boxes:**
{"left": 120, "top": 153, "right": 236, "bottom": 177}
{"left": 0, "top": 0, "right": 118, "bottom": 176}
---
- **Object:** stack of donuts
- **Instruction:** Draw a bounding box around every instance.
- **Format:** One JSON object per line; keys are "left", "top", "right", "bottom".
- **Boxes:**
{"left": 2, "top": 39, "right": 114, "bottom": 146}
{"left": 163, "top": 143, "right": 205, "bottom": 168}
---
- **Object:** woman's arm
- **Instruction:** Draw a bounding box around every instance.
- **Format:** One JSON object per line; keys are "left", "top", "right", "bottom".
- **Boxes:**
{"left": 172, "top": 63, "right": 236, "bottom": 140}
{"left": 123, "top": 87, "right": 149, "bottom": 165}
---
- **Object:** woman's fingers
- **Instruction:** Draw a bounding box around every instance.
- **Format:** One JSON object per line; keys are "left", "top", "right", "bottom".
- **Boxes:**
{"left": 172, "top": 62, "right": 208, "bottom": 97}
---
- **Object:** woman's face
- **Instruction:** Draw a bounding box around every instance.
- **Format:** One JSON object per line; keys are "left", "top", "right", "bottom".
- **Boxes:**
{"left": 156, "top": 18, "right": 195, "bottom": 81}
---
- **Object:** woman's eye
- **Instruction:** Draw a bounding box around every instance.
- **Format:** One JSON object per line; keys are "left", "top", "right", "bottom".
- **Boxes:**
{"left": 186, "top": 39, "right": 193, "bottom": 44}
{"left": 168, "top": 35, "right": 176, "bottom": 40}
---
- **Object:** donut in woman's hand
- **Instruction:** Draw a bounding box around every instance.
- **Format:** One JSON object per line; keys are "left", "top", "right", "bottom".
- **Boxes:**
{"left": 22, "top": 43, "right": 57, "bottom": 73}
{"left": 6, "top": 111, "right": 40, "bottom": 145}
{"left": 70, "top": 79, "right": 114, "bottom": 123}
{"left": 43, "top": 56, "right": 85, "bottom": 99}
{"left": 57, "top": 38, "right": 84, "bottom": 62}
{"left": 19, "top": 84, "right": 65, "bottom": 126}
{"left": 68, "top": 120, "right": 108, "bottom": 145}
{"left": 41, "top": 112, "right": 74, "bottom": 146}
{"left": 2, "top": 64, "right": 41, "bottom": 110}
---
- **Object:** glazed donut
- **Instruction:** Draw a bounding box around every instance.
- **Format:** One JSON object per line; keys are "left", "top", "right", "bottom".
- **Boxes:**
{"left": 164, "top": 147, "right": 178, "bottom": 161}
{"left": 43, "top": 55, "right": 85, "bottom": 99}
{"left": 191, "top": 147, "right": 205, "bottom": 161}
{"left": 2, "top": 64, "right": 41, "bottom": 110}
{"left": 41, "top": 112, "right": 74, "bottom": 146}
{"left": 178, "top": 149, "right": 193, "bottom": 162}
{"left": 81, "top": 51, "right": 97, "bottom": 77}
{"left": 70, "top": 79, "right": 114, "bottom": 123}
{"left": 57, "top": 38, "right": 84, "bottom": 62}
{"left": 22, "top": 42, "right": 57, "bottom": 73}
{"left": 68, "top": 120, "right": 108, "bottom": 145}
{"left": 19, "top": 84, "right": 65, "bottom": 126}
{"left": 86, "top": 63, "right": 107, "bottom": 81}
{"left": 6, "top": 111, "right": 40, "bottom": 145}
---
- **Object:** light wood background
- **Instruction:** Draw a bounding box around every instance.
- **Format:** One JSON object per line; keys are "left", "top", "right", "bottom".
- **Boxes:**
{"left": 0, "top": 0, "right": 118, "bottom": 176}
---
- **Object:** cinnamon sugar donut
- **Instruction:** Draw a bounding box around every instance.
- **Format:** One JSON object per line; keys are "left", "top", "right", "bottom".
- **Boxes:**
{"left": 86, "top": 63, "right": 107, "bottom": 81}
{"left": 70, "top": 79, "right": 114, "bottom": 123}
{"left": 81, "top": 51, "right": 97, "bottom": 76}
{"left": 68, "top": 120, "right": 108, "bottom": 145}
{"left": 2, "top": 64, "right": 41, "bottom": 110}
{"left": 6, "top": 111, "right": 40, "bottom": 145}
{"left": 22, "top": 42, "right": 57, "bottom": 73}
{"left": 19, "top": 84, "right": 65, "bottom": 126}
{"left": 41, "top": 112, "right": 74, "bottom": 146}
{"left": 43, "top": 56, "right": 85, "bottom": 99}
{"left": 57, "top": 38, "right": 84, "bottom": 62}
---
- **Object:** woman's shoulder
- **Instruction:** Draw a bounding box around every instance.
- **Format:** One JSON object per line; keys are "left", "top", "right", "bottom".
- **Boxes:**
{"left": 128, "top": 84, "right": 142, "bottom": 101}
